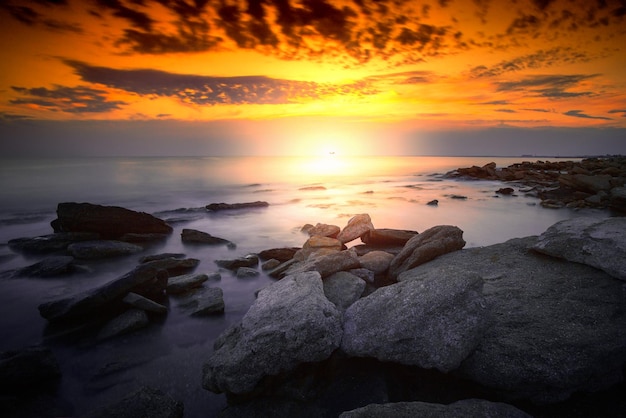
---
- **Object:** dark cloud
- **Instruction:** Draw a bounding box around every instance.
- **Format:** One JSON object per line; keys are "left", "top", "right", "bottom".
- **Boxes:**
{"left": 1, "top": 2, "right": 82, "bottom": 33}
{"left": 0, "top": 112, "right": 32, "bottom": 121}
{"left": 495, "top": 74, "right": 598, "bottom": 98}
{"left": 64, "top": 60, "right": 379, "bottom": 105}
{"left": 608, "top": 109, "right": 626, "bottom": 117}
{"left": 521, "top": 108, "right": 552, "bottom": 113}
{"left": 92, "top": 0, "right": 153, "bottom": 31}
{"left": 481, "top": 100, "right": 510, "bottom": 105}
{"left": 10, "top": 85, "right": 127, "bottom": 113}
{"left": 495, "top": 108, "right": 517, "bottom": 113}
{"left": 366, "top": 71, "right": 434, "bottom": 85}
{"left": 564, "top": 110, "right": 612, "bottom": 120}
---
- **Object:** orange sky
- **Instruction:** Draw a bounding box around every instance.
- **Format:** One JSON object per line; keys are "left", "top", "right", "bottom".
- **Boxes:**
{"left": 1, "top": 0, "right": 625, "bottom": 156}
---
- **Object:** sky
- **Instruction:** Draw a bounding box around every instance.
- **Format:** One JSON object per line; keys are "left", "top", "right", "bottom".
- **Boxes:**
{"left": 0, "top": 0, "right": 625, "bottom": 156}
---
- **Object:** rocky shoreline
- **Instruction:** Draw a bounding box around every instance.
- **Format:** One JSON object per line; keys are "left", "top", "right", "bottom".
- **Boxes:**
{"left": 1, "top": 168, "right": 626, "bottom": 417}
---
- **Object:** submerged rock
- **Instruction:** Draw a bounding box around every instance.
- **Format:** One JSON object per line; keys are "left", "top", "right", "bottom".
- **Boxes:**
{"left": 68, "top": 240, "right": 143, "bottom": 259}
{"left": 215, "top": 254, "right": 259, "bottom": 270}
{"left": 16, "top": 256, "right": 75, "bottom": 277}
{"left": 97, "top": 308, "right": 150, "bottom": 341}
{"left": 166, "top": 273, "right": 209, "bottom": 294}
{"left": 177, "top": 287, "right": 225, "bottom": 316}
{"left": 82, "top": 386, "right": 183, "bottom": 418}
{"left": 8, "top": 232, "right": 99, "bottom": 254}
{"left": 0, "top": 346, "right": 61, "bottom": 393}
{"left": 206, "top": 201, "right": 269, "bottom": 211}
{"left": 181, "top": 228, "right": 232, "bottom": 245}
{"left": 258, "top": 247, "right": 300, "bottom": 262}
{"left": 123, "top": 292, "right": 167, "bottom": 314}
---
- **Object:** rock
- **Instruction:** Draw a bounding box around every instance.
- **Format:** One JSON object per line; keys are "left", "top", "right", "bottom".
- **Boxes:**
{"left": 558, "top": 174, "right": 613, "bottom": 193}
{"left": 97, "top": 309, "right": 150, "bottom": 341}
{"left": 0, "top": 346, "right": 61, "bottom": 393}
{"left": 123, "top": 292, "right": 167, "bottom": 314}
{"left": 140, "top": 257, "right": 199, "bottom": 276}
{"left": 16, "top": 256, "right": 75, "bottom": 277}
{"left": 306, "top": 223, "right": 341, "bottom": 238}
{"left": 295, "top": 236, "right": 344, "bottom": 260}
{"left": 81, "top": 386, "right": 183, "bottom": 418}
{"left": 166, "top": 273, "right": 208, "bottom": 294}
{"left": 360, "top": 228, "right": 418, "bottom": 246}
{"left": 261, "top": 259, "right": 281, "bottom": 270}
{"left": 287, "top": 249, "right": 361, "bottom": 278}
{"left": 323, "top": 271, "right": 366, "bottom": 310}
{"left": 178, "top": 287, "right": 224, "bottom": 316}
{"left": 215, "top": 254, "right": 259, "bottom": 270}
{"left": 532, "top": 216, "right": 626, "bottom": 281}
{"left": 119, "top": 232, "right": 169, "bottom": 242}
{"left": 496, "top": 187, "right": 515, "bottom": 195}
{"left": 610, "top": 186, "right": 626, "bottom": 213}
{"left": 202, "top": 271, "right": 342, "bottom": 394}
{"left": 426, "top": 199, "right": 439, "bottom": 206}
{"left": 139, "top": 253, "right": 186, "bottom": 263}
{"left": 299, "top": 185, "right": 326, "bottom": 191}
{"left": 181, "top": 228, "right": 232, "bottom": 245}
{"left": 258, "top": 247, "right": 300, "bottom": 262}
{"left": 236, "top": 267, "right": 259, "bottom": 278}
{"left": 337, "top": 214, "right": 375, "bottom": 244}
{"left": 206, "top": 201, "right": 269, "bottom": 211}
{"left": 358, "top": 251, "right": 394, "bottom": 275}
{"left": 341, "top": 268, "right": 489, "bottom": 372}
{"left": 448, "top": 194, "right": 467, "bottom": 200}
{"left": 388, "top": 225, "right": 465, "bottom": 279}
{"left": 266, "top": 258, "right": 299, "bottom": 278}
{"left": 67, "top": 240, "right": 143, "bottom": 259}
{"left": 51, "top": 202, "right": 172, "bottom": 239}
{"left": 339, "top": 399, "right": 532, "bottom": 418}
{"left": 8, "top": 232, "right": 100, "bottom": 254}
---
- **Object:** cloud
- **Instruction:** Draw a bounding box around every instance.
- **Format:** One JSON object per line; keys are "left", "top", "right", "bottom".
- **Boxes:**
{"left": 495, "top": 74, "right": 598, "bottom": 98}
{"left": 1, "top": 2, "right": 82, "bottom": 33}
{"left": 521, "top": 108, "right": 552, "bottom": 113}
{"left": 608, "top": 109, "right": 626, "bottom": 117}
{"left": 481, "top": 100, "right": 511, "bottom": 105}
{"left": 495, "top": 108, "right": 517, "bottom": 113}
{"left": 10, "top": 85, "right": 127, "bottom": 113}
{"left": 564, "top": 110, "right": 612, "bottom": 120}
{"left": 365, "top": 71, "right": 434, "bottom": 85}
{"left": 64, "top": 60, "right": 379, "bottom": 105}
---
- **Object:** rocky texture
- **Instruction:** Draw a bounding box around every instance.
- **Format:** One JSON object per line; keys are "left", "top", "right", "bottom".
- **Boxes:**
{"left": 215, "top": 254, "right": 259, "bottom": 270}
{"left": 82, "top": 386, "right": 184, "bottom": 418}
{"left": 358, "top": 250, "right": 394, "bottom": 275}
{"left": 0, "top": 346, "right": 61, "bottom": 393}
{"left": 295, "top": 236, "right": 344, "bottom": 260}
{"left": 139, "top": 253, "right": 185, "bottom": 263}
{"left": 181, "top": 228, "right": 232, "bottom": 245}
{"left": 342, "top": 268, "right": 489, "bottom": 372}
{"left": 97, "top": 308, "right": 150, "bottom": 341}
{"left": 286, "top": 249, "right": 361, "bottom": 279}
{"left": 166, "top": 273, "right": 209, "bottom": 294}
{"left": 610, "top": 186, "right": 626, "bottom": 212}
{"left": 119, "top": 232, "right": 169, "bottom": 242}
{"left": 123, "top": 292, "right": 167, "bottom": 314}
{"left": 177, "top": 287, "right": 224, "bottom": 316}
{"left": 203, "top": 271, "right": 342, "bottom": 394}
{"left": 388, "top": 225, "right": 465, "bottom": 279}
{"left": 206, "top": 201, "right": 269, "bottom": 211}
{"left": 236, "top": 267, "right": 259, "bottom": 278}
{"left": 337, "top": 214, "right": 375, "bottom": 244}
{"left": 51, "top": 202, "right": 172, "bottom": 239}
{"left": 139, "top": 257, "right": 199, "bottom": 276}
{"left": 8, "top": 232, "right": 99, "bottom": 254}
{"left": 360, "top": 228, "right": 418, "bottom": 247}
{"left": 305, "top": 223, "right": 341, "bottom": 238}
{"left": 67, "top": 240, "right": 143, "bottom": 259}
{"left": 323, "top": 271, "right": 366, "bottom": 311}
{"left": 532, "top": 216, "right": 626, "bottom": 281}
{"left": 258, "top": 247, "right": 300, "bottom": 262}
{"left": 15, "top": 256, "right": 75, "bottom": 277}
{"left": 339, "top": 399, "right": 532, "bottom": 418}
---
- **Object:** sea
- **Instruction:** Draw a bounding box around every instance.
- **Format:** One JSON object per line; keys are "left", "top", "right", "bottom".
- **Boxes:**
{"left": 0, "top": 155, "right": 610, "bottom": 416}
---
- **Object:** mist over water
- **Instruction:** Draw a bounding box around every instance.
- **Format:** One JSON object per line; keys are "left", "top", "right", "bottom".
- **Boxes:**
{"left": 0, "top": 156, "right": 609, "bottom": 416}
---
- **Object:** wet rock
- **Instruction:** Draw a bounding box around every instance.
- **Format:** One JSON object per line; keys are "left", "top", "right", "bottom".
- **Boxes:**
{"left": 426, "top": 199, "right": 439, "bottom": 206}
{"left": 295, "top": 236, "right": 344, "bottom": 260}
{"left": 202, "top": 272, "right": 342, "bottom": 394}
{"left": 558, "top": 174, "right": 613, "bottom": 194}
{"left": 8, "top": 232, "right": 100, "bottom": 254}
{"left": 388, "top": 225, "right": 465, "bottom": 279}
{"left": 51, "top": 202, "right": 172, "bottom": 239}
{"left": 258, "top": 247, "right": 300, "bottom": 262}
{"left": 215, "top": 254, "right": 259, "bottom": 270}
{"left": 0, "top": 346, "right": 61, "bottom": 394}
{"left": 360, "top": 228, "right": 418, "bottom": 247}
{"left": 181, "top": 228, "right": 232, "bottom": 245}
{"left": 68, "top": 240, "right": 143, "bottom": 259}
{"left": 287, "top": 249, "right": 361, "bottom": 278}
{"left": 97, "top": 309, "right": 149, "bottom": 341}
{"left": 323, "top": 271, "right": 366, "bottom": 311}
{"left": 81, "top": 386, "right": 183, "bottom": 418}
{"left": 358, "top": 251, "right": 394, "bottom": 276}
{"left": 206, "top": 201, "right": 269, "bottom": 211}
{"left": 337, "top": 214, "right": 375, "bottom": 244}
{"left": 236, "top": 267, "right": 259, "bottom": 278}
{"left": 261, "top": 259, "right": 281, "bottom": 270}
{"left": 306, "top": 223, "right": 341, "bottom": 238}
{"left": 139, "top": 253, "right": 186, "bottom": 263}
{"left": 610, "top": 186, "right": 626, "bottom": 213}
{"left": 178, "top": 287, "right": 224, "bottom": 316}
{"left": 495, "top": 187, "right": 515, "bottom": 195}
{"left": 16, "top": 256, "right": 75, "bottom": 277}
{"left": 119, "top": 232, "right": 169, "bottom": 243}
{"left": 140, "top": 257, "right": 199, "bottom": 276}
{"left": 123, "top": 292, "right": 167, "bottom": 314}
{"left": 166, "top": 273, "right": 209, "bottom": 294}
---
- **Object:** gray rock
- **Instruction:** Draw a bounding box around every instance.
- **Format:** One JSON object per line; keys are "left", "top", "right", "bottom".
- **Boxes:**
{"left": 139, "top": 253, "right": 186, "bottom": 263}
{"left": 236, "top": 267, "right": 259, "bottom": 278}
{"left": 206, "top": 201, "right": 269, "bottom": 211}
{"left": 8, "top": 232, "right": 100, "bottom": 254}
{"left": 261, "top": 259, "right": 281, "bottom": 270}
{"left": 388, "top": 225, "right": 465, "bottom": 279}
{"left": 337, "top": 214, "right": 375, "bottom": 244}
{"left": 339, "top": 399, "right": 532, "bottom": 418}
{"left": 341, "top": 268, "right": 489, "bottom": 372}
{"left": 141, "top": 257, "right": 199, "bottom": 276}
{"left": 166, "top": 273, "right": 208, "bottom": 294}
{"left": 258, "top": 247, "right": 300, "bottom": 262}
{"left": 181, "top": 228, "right": 231, "bottom": 245}
{"left": 119, "top": 232, "right": 169, "bottom": 242}
{"left": 558, "top": 174, "right": 613, "bottom": 193}
{"left": 286, "top": 249, "right": 361, "bottom": 278}
{"left": 202, "top": 271, "right": 342, "bottom": 394}
{"left": 178, "top": 287, "right": 224, "bottom": 316}
{"left": 215, "top": 254, "right": 259, "bottom": 270}
{"left": 323, "top": 271, "right": 366, "bottom": 310}
{"left": 360, "top": 228, "right": 418, "bottom": 246}
{"left": 68, "top": 240, "right": 143, "bottom": 259}
{"left": 16, "top": 256, "right": 75, "bottom": 277}
{"left": 123, "top": 292, "right": 167, "bottom": 314}
{"left": 97, "top": 308, "right": 149, "bottom": 341}
{"left": 610, "top": 186, "right": 626, "bottom": 213}
{"left": 81, "top": 386, "right": 183, "bottom": 418}
{"left": 307, "top": 223, "right": 341, "bottom": 238}
{"left": 0, "top": 346, "right": 61, "bottom": 393}
{"left": 532, "top": 216, "right": 626, "bottom": 281}
{"left": 359, "top": 250, "right": 394, "bottom": 275}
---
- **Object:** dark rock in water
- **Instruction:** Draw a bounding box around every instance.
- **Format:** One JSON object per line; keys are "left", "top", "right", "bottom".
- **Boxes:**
{"left": 16, "top": 256, "right": 75, "bottom": 277}
{"left": 323, "top": 271, "right": 366, "bottom": 311}
{"left": 337, "top": 214, "right": 375, "bottom": 244}
{"left": 139, "top": 253, "right": 186, "bottom": 263}
{"left": 261, "top": 259, "right": 281, "bottom": 270}
{"left": 610, "top": 186, "right": 626, "bottom": 213}
{"left": 0, "top": 346, "right": 61, "bottom": 394}
{"left": 203, "top": 272, "right": 342, "bottom": 394}
{"left": 181, "top": 228, "right": 232, "bottom": 245}
{"left": 97, "top": 308, "right": 150, "bottom": 341}
{"left": 51, "top": 202, "right": 172, "bottom": 239}
{"left": 68, "top": 240, "right": 143, "bottom": 259}
{"left": 496, "top": 187, "right": 515, "bottom": 195}
{"left": 81, "top": 386, "right": 184, "bottom": 418}
{"left": 128, "top": 269, "right": 168, "bottom": 300}
{"left": 141, "top": 257, "right": 199, "bottom": 276}
{"left": 360, "top": 228, "right": 418, "bottom": 247}
{"left": 206, "top": 201, "right": 269, "bottom": 211}
{"left": 215, "top": 254, "right": 259, "bottom": 270}
{"left": 177, "top": 287, "right": 225, "bottom": 316}
{"left": 306, "top": 223, "right": 341, "bottom": 238}
{"left": 299, "top": 186, "right": 326, "bottom": 191}
{"left": 123, "top": 292, "right": 167, "bottom": 314}
{"left": 448, "top": 194, "right": 468, "bottom": 200}
{"left": 426, "top": 199, "right": 439, "bottom": 206}
{"left": 339, "top": 399, "right": 532, "bottom": 418}
{"left": 119, "top": 232, "right": 169, "bottom": 243}
{"left": 8, "top": 232, "right": 100, "bottom": 254}
{"left": 388, "top": 225, "right": 465, "bottom": 279}
{"left": 258, "top": 247, "right": 300, "bottom": 262}
{"left": 167, "top": 273, "right": 209, "bottom": 294}
{"left": 236, "top": 267, "right": 259, "bottom": 278}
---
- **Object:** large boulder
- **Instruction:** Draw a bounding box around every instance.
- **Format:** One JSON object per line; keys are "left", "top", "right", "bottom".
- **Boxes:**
{"left": 323, "top": 271, "right": 366, "bottom": 311}
{"left": 82, "top": 386, "right": 183, "bottom": 418}
{"left": 358, "top": 251, "right": 394, "bottom": 275}
{"left": 360, "top": 228, "right": 418, "bottom": 246}
{"left": 532, "top": 216, "right": 626, "bottom": 281}
{"left": 15, "top": 256, "right": 75, "bottom": 277}
{"left": 558, "top": 174, "right": 613, "bottom": 194}
{"left": 202, "top": 271, "right": 342, "bottom": 394}
{"left": 610, "top": 186, "right": 626, "bottom": 212}
{"left": 295, "top": 236, "right": 344, "bottom": 261}
{"left": 181, "top": 229, "right": 232, "bottom": 245}
{"left": 67, "top": 240, "right": 143, "bottom": 259}
{"left": 166, "top": 273, "right": 209, "bottom": 294}
{"left": 306, "top": 223, "right": 341, "bottom": 238}
{"left": 51, "top": 202, "right": 172, "bottom": 239}
{"left": 8, "top": 232, "right": 100, "bottom": 254}
{"left": 341, "top": 268, "right": 489, "bottom": 372}
{"left": 286, "top": 250, "right": 361, "bottom": 278}
{"left": 388, "top": 225, "right": 465, "bottom": 279}
{"left": 337, "top": 214, "right": 375, "bottom": 244}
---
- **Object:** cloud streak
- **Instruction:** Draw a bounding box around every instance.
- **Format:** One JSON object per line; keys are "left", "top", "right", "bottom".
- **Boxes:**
{"left": 495, "top": 74, "right": 598, "bottom": 98}
{"left": 10, "top": 85, "right": 126, "bottom": 113}
{"left": 564, "top": 110, "right": 612, "bottom": 120}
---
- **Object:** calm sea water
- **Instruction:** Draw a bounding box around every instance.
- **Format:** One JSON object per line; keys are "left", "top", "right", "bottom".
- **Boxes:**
{"left": 0, "top": 156, "right": 609, "bottom": 416}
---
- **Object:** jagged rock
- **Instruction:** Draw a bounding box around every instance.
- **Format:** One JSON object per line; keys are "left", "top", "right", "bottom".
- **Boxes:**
{"left": 202, "top": 272, "right": 342, "bottom": 394}
{"left": 123, "top": 292, "right": 167, "bottom": 314}
{"left": 496, "top": 187, "right": 515, "bottom": 195}
{"left": 306, "top": 223, "right": 341, "bottom": 238}
{"left": 341, "top": 268, "right": 489, "bottom": 372}
{"left": 51, "top": 202, "right": 172, "bottom": 239}
{"left": 181, "top": 228, "right": 231, "bottom": 245}
{"left": 532, "top": 216, "right": 626, "bottom": 281}
{"left": 206, "top": 201, "right": 269, "bottom": 211}
{"left": 215, "top": 254, "right": 259, "bottom": 270}
{"left": 339, "top": 399, "right": 532, "bottom": 418}
{"left": 295, "top": 236, "right": 344, "bottom": 260}
{"left": 426, "top": 199, "right": 439, "bottom": 206}
{"left": 81, "top": 386, "right": 183, "bottom": 418}
{"left": 67, "top": 240, "right": 143, "bottom": 259}
{"left": 358, "top": 251, "right": 394, "bottom": 275}
{"left": 323, "top": 271, "right": 366, "bottom": 311}
{"left": 140, "top": 257, "right": 199, "bottom": 276}
{"left": 97, "top": 309, "right": 149, "bottom": 341}
{"left": 236, "top": 267, "right": 259, "bottom": 278}
{"left": 166, "top": 273, "right": 209, "bottom": 294}
{"left": 286, "top": 249, "right": 361, "bottom": 278}
{"left": 337, "top": 214, "right": 375, "bottom": 244}
{"left": 258, "top": 247, "right": 300, "bottom": 262}
{"left": 558, "top": 174, "right": 613, "bottom": 194}
{"left": 178, "top": 287, "right": 224, "bottom": 316}
{"left": 139, "top": 253, "right": 186, "bottom": 263}
{"left": 8, "top": 232, "right": 100, "bottom": 254}
{"left": 360, "top": 228, "right": 418, "bottom": 246}
{"left": 388, "top": 225, "right": 465, "bottom": 279}
{"left": 16, "top": 256, "right": 75, "bottom": 277}
{"left": 0, "top": 346, "right": 61, "bottom": 393}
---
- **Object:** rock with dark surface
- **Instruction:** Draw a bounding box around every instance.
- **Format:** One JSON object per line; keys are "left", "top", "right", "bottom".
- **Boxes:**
{"left": 81, "top": 386, "right": 184, "bottom": 418}
{"left": 610, "top": 186, "right": 626, "bottom": 212}
{"left": 323, "top": 271, "right": 366, "bottom": 311}
{"left": 360, "top": 228, "right": 418, "bottom": 246}
{"left": 181, "top": 228, "right": 232, "bottom": 245}
{"left": 495, "top": 187, "right": 515, "bottom": 195}
{"left": 166, "top": 273, "right": 209, "bottom": 294}
{"left": 119, "top": 232, "right": 169, "bottom": 243}
{"left": 426, "top": 199, "right": 439, "bottom": 206}
{"left": 258, "top": 247, "right": 300, "bottom": 262}
{"left": 140, "top": 257, "right": 199, "bottom": 276}
{"left": 532, "top": 216, "right": 626, "bottom": 281}
{"left": 68, "top": 240, "right": 143, "bottom": 259}
{"left": 206, "top": 201, "right": 269, "bottom": 211}
{"left": 139, "top": 253, "right": 186, "bottom": 263}
{"left": 177, "top": 287, "right": 224, "bottom": 316}
{"left": 97, "top": 308, "right": 150, "bottom": 341}
{"left": 16, "top": 256, "right": 75, "bottom": 277}
{"left": 236, "top": 267, "right": 259, "bottom": 278}
{"left": 51, "top": 202, "right": 172, "bottom": 239}
{"left": 8, "top": 232, "right": 100, "bottom": 254}
{"left": 202, "top": 271, "right": 342, "bottom": 394}
{"left": 388, "top": 225, "right": 465, "bottom": 279}
{"left": 558, "top": 174, "right": 613, "bottom": 194}
{"left": 215, "top": 254, "right": 259, "bottom": 270}
{"left": 358, "top": 251, "right": 394, "bottom": 275}
{"left": 339, "top": 399, "right": 532, "bottom": 418}
{"left": 337, "top": 214, "right": 375, "bottom": 244}
{"left": 0, "top": 346, "right": 61, "bottom": 393}
{"left": 341, "top": 268, "right": 489, "bottom": 372}
{"left": 123, "top": 292, "right": 167, "bottom": 314}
